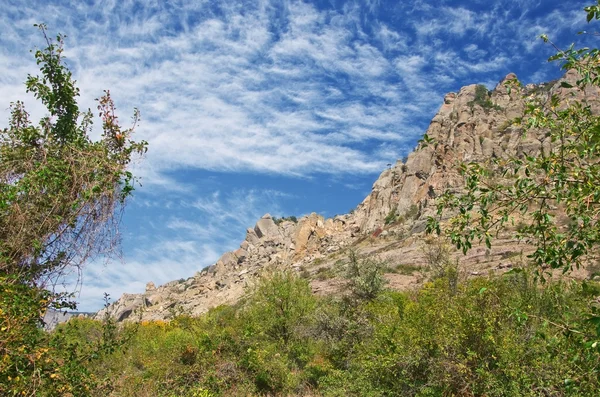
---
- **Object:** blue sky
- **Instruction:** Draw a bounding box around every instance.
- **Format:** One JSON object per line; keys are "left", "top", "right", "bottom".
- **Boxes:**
{"left": 0, "top": 0, "right": 594, "bottom": 311}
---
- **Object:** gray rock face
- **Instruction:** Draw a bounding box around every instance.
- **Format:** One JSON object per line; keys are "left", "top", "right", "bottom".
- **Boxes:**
{"left": 95, "top": 212, "right": 355, "bottom": 322}
{"left": 254, "top": 214, "right": 280, "bottom": 239}
{"left": 97, "top": 71, "right": 598, "bottom": 323}
{"left": 43, "top": 310, "right": 78, "bottom": 331}
{"left": 351, "top": 71, "right": 600, "bottom": 235}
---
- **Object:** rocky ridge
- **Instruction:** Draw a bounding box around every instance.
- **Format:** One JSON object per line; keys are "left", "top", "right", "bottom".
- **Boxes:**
{"left": 98, "top": 71, "right": 594, "bottom": 322}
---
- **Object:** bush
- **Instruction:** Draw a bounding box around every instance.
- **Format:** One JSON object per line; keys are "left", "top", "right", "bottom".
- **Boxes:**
{"left": 41, "top": 269, "right": 600, "bottom": 396}
{"left": 244, "top": 271, "right": 316, "bottom": 344}
{"left": 330, "top": 272, "right": 600, "bottom": 396}
{"left": 384, "top": 208, "right": 397, "bottom": 225}
{"left": 345, "top": 251, "right": 388, "bottom": 302}
{"left": 468, "top": 84, "right": 502, "bottom": 112}
{"left": 273, "top": 215, "right": 298, "bottom": 225}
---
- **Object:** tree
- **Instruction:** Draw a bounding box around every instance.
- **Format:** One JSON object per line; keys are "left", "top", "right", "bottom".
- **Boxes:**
{"left": 0, "top": 25, "right": 147, "bottom": 396}
{"left": 426, "top": 3, "right": 600, "bottom": 278}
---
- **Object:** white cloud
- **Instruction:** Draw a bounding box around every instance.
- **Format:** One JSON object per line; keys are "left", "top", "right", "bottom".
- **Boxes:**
{"left": 394, "top": 54, "right": 426, "bottom": 74}
{"left": 4, "top": 0, "right": 583, "bottom": 184}
{"left": 66, "top": 186, "right": 290, "bottom": 311}
{"left": 376, "top": 23, "right": 408, "bottom": 52}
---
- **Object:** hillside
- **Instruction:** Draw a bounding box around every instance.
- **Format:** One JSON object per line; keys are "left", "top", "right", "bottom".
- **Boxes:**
{"left": 98, "top": 70, "right": 595, "bottom": 323}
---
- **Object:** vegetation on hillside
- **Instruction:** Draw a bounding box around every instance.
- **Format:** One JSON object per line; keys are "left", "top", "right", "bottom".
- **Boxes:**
{"left": 49, "top": 269, "right": 600, "bottom": 396}
{"left": 467, "top": 84, "right": 502, "bottom": 112}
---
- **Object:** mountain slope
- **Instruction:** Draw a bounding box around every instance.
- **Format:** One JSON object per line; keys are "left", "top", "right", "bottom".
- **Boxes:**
{"left": 97, "top": 71, "right": 593, "bottom": 322}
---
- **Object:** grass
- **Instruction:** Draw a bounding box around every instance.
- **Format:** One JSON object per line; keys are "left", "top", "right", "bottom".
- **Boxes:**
{"left": 390, "top": 263, "right": 421, "bottom": 275}
{"left": 315, "top": 267, "right": 335, "bottom": 280}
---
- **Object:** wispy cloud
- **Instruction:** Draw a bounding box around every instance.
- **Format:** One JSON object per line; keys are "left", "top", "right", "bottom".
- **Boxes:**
{"left": 1, "top": 0, "right": 589, "bottom": 187}
{"left": 67, "top": 186, "right": 289, "bottom": 310}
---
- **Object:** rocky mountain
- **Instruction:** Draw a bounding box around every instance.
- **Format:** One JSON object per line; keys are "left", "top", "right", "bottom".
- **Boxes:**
{"left": 43, "top": 310, "right": 93, "bottom": 331}
{"left": 97, "top": 71, "right": 594, "bottom": 323}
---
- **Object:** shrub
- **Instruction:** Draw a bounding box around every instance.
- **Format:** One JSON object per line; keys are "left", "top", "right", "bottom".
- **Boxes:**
{"left": 245, "top": 271, "right": 316, "bottom": 344}
{"left": 393, "top": 263, "right": 421, "bottom": 275}
{"left": 273, "top": 215, "right": 298, "bottom": 225}
{"left": 468, "top": 84, "right": 502, "bottom": 112}
{"left": 331, "top": 272, "right": 600, "bottom": 396}
{"left": 345, "top": 251, "right": 388, "bottom": 302}
{"left": 421, "top": 237, "right": 460, "bottom": 294}
{"left": 0, "top": 26, "right": 146, "bottom": 397}
{"left": 315, "top": 266, "right": 335, "bottom": 280}
{"left": 384, "top": 208, "right": 397, "bottom": 225}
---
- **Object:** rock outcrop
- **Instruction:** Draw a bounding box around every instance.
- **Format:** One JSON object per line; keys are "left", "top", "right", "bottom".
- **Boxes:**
{"left": 97, "top": 72, "right": 596, "bottom": 323}
{"left": 96, "top": 212, "right": 355, "bottom": 321}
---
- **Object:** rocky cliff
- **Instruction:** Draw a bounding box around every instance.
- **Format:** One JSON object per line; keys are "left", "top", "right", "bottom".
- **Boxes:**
{"left": 97, "top": 71, "right": 593, "bottom": 322}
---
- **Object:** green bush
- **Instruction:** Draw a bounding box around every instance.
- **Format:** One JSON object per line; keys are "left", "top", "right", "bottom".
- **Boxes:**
{"left": 0, "top": 26, "right": 146, "bottom": 397}
{"left": 328, "top": 272, "right": 600, "bottom": 396}
{"left": 273, "top": 215, "right": 298, "bottom": 225}
{"left": 468, "top": 84, "right": 502, "bottom": 112}
{"left": 43, "top": 269, "right": 600, "bottom": 396}
{"left": 245, "top": 271, "right": 316, "bottom": 345}
{"left": 345, "top": 251, "right": 388, "bottom": 302}
{"left": 384, "top": 208, "right": 397, "bottom": 225}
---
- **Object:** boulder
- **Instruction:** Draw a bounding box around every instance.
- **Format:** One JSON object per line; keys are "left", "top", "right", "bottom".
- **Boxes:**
{"left": 254, "top": 214, "right": 280, "bottom": 239}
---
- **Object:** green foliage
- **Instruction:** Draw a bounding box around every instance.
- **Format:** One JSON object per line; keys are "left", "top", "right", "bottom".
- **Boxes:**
{"left": 384, "top": 208, "right": 397, "bottom": 225}
{"left": 343, "top": 273, "right": 599, "bottom": 396}
{"left": 0, "top": 283, "right": 133, "bottom": 396}
{"left": 0, "top": 278, "right": 54, "bottom": 395}
{"left": 345, "top": 251, "right": 388, "bottom": 302}
{"left": 68, "top": 272, "right": 600, "bottom": 396}
{"left": 1, "top": 26, "right": 147, "bottom": 284}
{"left": 272, "top": 215, "right": 298, "bottom": 225}
{"left": 423, "top": 6, "right": 600, "bottom": 388}
{"left": 421, "top": 237, "right": 459, "bottom": 291}
{"left": 427, "top": 8, "right": 600, "bottom": 277}
{"left": 0, "top": 25, "right": 146, "bottom": 396}
{"left": 70, "top": 274, "right": 319, "bottom": 396}
{"left": 7, "top": 7, "right": 600, "bottom": 397}
{"left": 245, "top": 271, "right": 316, "bottom": 345}
{"left": 468, "top": 84, "right": 502, "bottom": 112}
